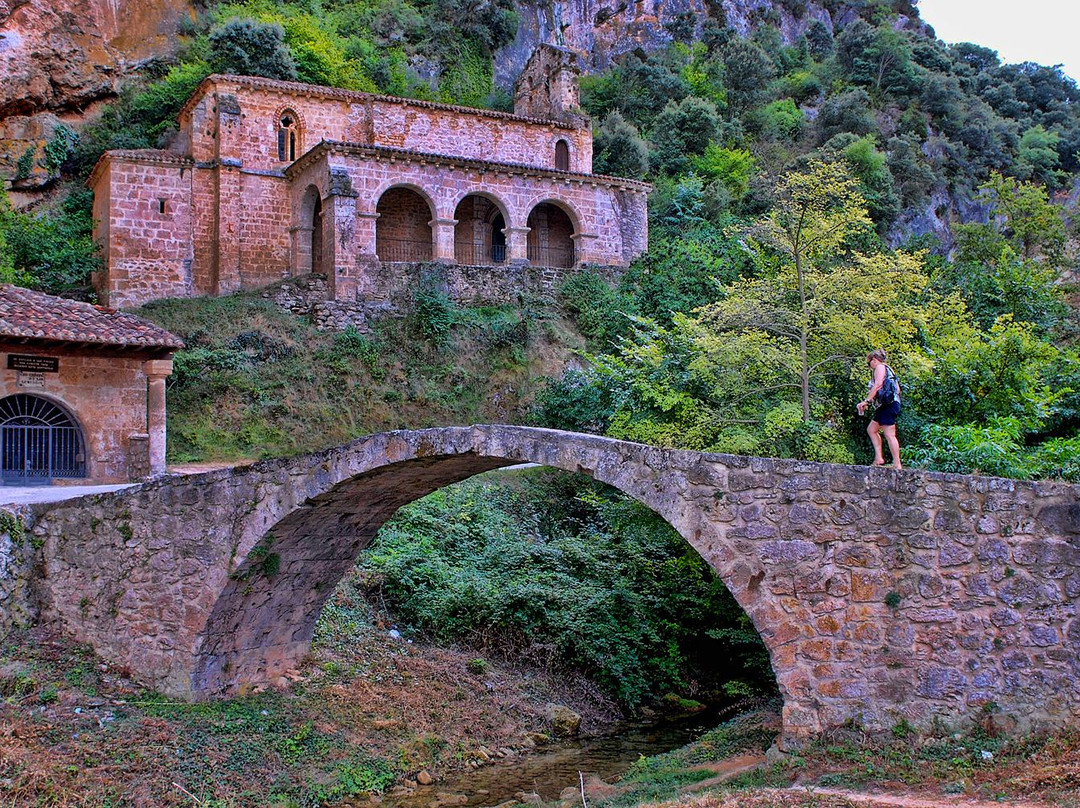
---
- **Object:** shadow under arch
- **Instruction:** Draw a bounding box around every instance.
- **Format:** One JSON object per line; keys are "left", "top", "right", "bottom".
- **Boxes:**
{"left": 189, "top": 427, "right": 785, "bottom": 734}
{"left": 375, "top": 184, "right": 437, "bottom": 262}
{"left": 453, "top": 191, "right": 510, "bottom": 265}
{"left": 0, "top": 392, "right": 88, "bottom": 481}
{"left": 525, "top": 199, "right": 578, "bottom": 268}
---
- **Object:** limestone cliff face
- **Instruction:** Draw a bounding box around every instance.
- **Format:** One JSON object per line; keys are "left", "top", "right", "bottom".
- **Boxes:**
{"left": 496, "top": 0, "right": 861, "bottom": 90}
{"left": 0, "top": 0, "right": 193, "bottom": 117}
{"left": 0, "top": 0, "right": 193, "bottom": 188}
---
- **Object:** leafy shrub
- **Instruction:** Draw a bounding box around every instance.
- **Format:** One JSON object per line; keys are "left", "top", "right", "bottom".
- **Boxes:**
{"left": 593, "top": 111, "right": 650, "bottom": 179}
{"left": 359, "top": 472, "right": 777, "bottom": 709}
{"left": 0, "top": 187, "right": 99, "bottom": 294}
{"left": 754, "top": 97, "right": 804, "bottom": 140}
{"left": 410, "top": 281, "right": 459, "bottom": 347}
{"left": 208, "top": 17, "right": 298, "bottom": 80}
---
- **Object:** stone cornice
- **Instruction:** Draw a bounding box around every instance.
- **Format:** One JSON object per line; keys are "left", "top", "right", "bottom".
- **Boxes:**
{"left": 86, "top": 149, "right": 194, "bottom": 188}
{"left": 285, "top": 140, "right": 654, "bottom": 193}
{"left": 179, "top": 74, "right": 586, "bottom": 131}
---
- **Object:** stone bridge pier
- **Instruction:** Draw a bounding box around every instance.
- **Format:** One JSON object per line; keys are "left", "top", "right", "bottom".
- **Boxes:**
{"left": 14, "top": 425, "right": 1080, "bottom": 748}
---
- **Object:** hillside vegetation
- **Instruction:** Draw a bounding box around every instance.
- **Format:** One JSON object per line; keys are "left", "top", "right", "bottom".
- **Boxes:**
{"left": 137, "top": 288, "right": 576, "bottom": 461}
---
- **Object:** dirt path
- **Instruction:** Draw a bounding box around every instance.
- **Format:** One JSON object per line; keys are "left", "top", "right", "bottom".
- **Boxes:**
{"left": 786, "top": 786, "right": 1051, "bottom": 808}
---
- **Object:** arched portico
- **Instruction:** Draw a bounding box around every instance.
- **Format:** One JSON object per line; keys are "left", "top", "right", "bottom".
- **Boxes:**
{"left": 376, "top": 186, "right": 435, "bottom": 262}
{"left": 453, "top": 193, "right": 509, "bottom": 265}
{"left": 292, "top": 184, "right": 325, "bottom": 275}
{"left": 526, "top": 201, "right": 578, "bottom": 268}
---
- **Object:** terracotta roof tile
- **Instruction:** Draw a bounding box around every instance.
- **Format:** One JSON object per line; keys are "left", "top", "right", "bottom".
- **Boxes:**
{"left": 0, "top": 285, "right": 184, "bottom": 349}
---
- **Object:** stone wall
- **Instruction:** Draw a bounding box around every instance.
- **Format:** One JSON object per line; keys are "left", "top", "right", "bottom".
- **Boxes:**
{"left": 90, "top": 152, "right": 195, "bottom": 308}
{"left": 21, "top": 426, "right": 1080, "bottom": 748}
{"left": 263, "top": 263, "right": 620, "bottom": 330}
{"left": 179, "top": 76, "right": 593, "bottom": 175}
{"left": 0, "top": 508, "right": 39, "bottom": 635}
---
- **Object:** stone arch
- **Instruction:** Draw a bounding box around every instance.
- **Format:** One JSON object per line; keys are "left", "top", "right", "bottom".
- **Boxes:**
{"left": 526, "top": 199, "right": 578, "bottom": 268}
{"left": 0, "top": 392, "right": 87, "bottom": 482}
{"left": 375, "top": 185, "right": 435, "bottom": 262}
{"left": 294, "top": 184, "right": 325, "bottom": 274}
{"left": 275, "top": 107, "right": 303, "bottom": 162}
{"left": 452, "top": 192, "right": 510, "bottom": 265}
{"left": 187, "top": 428, "right": 784, "bottom": 729}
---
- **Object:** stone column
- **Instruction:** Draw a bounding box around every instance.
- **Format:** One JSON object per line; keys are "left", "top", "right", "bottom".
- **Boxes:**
{"left": 504, "top": 226, "right": 531, "bottom": 265}
{"left": 570, "top": 233, "right": 599, "bottom": 266}
{"left": 143, "top": 359, "right": 174, "bottom": 478}
{"left": 431, "top": 218, "right": 458, "bottom": 262}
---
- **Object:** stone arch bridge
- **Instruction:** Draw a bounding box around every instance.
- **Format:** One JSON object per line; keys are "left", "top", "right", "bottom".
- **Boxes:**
{"left": 14, "top": 425, "right": 1080, "bottom": 747}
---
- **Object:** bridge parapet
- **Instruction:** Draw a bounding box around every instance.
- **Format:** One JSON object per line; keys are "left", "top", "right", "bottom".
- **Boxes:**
{"left": 10, "top": 425, "right": 1080, "bottom": 747}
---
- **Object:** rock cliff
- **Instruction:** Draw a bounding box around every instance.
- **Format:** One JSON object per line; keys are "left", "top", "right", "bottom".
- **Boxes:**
{"left": 0, "top": 0, "right": 193, "bottom": 187}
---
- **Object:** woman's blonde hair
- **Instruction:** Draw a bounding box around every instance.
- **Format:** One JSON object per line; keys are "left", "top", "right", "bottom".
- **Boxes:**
{"left": 867, "top": 349, "right": 887, "bottom": 362}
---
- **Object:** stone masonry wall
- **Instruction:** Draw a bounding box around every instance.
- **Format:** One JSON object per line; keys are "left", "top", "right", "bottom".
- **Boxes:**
{"left": 263, "top": 264, "right": 620, "bottom": 330}
{"left": 92, "top": 154, "right": 194, "bottom": 308}
{"left": 179, "top": 77, "right": 593, "bottom": 175}
{"left": 0, "top": 508, "right": 40, "bottom": 635}
{"left": 21, "top": 426, "right": 1080, "bottom": 748}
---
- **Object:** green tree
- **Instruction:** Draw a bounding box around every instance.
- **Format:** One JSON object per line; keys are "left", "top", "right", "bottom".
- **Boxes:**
{"left": 651, "top": 96, "right": 721, "bottom": 173}
{"left": 593, "top": 111, "right": 650, "bottom": 179}
{"left": 207, "top": 17, "right": 298, "bottom": 80}
{"left": 726, "top": 159, "right": 921, "bottom": 420}
{"left": 1017, "top": 125, "right": 1062, "bottom": 186}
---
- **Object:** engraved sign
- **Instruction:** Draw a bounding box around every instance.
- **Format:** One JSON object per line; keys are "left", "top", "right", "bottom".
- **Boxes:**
{"left": 16, "top": 371, "right": 45, "bottom": 389}
{"left": 8, "top": 354, "right": 59, "bottom": 373}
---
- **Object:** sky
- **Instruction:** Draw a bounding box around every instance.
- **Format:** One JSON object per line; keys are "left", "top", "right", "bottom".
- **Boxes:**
{"left": 916, "top": 0, "right": 1080, "bottom": 82}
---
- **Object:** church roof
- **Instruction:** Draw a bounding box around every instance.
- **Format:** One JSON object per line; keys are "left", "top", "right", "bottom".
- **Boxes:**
{"left": 0, "top": 285, "right": 184, "bottom": 350}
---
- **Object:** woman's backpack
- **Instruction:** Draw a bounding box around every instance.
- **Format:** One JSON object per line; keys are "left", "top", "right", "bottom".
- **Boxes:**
{"left": 876, "top": 366, "right": 898, "bottom": 405}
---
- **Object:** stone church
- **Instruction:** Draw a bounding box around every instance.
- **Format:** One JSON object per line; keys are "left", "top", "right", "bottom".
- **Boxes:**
{"left": 88, "top": 46, "right": 650, "bottom": 309}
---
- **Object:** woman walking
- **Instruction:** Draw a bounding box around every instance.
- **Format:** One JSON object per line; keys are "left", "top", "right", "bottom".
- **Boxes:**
{"left": 856, "top": 349, "right": 902, "bottom": 469}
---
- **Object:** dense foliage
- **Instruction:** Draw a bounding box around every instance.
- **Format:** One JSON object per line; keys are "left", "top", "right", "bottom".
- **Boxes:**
{"left": 539, "top": 165, "right": 1080, "bottom": 479}
{"left": 359, "top": 470, "right": 776, "bottom": 710}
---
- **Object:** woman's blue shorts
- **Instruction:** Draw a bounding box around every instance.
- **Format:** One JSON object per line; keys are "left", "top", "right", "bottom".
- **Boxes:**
{"left": 873, "top": 400, "right": 901, "bottom": 426}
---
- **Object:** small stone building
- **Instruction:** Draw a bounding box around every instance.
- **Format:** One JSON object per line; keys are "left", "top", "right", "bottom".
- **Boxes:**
{"left": 0, "top": 285, "right": 182, "bottom": 483}
{"left": 88, "top": 45, "right": 651, "bottom": 309}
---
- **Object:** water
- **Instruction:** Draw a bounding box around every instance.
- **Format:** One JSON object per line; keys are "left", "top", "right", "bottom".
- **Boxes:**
{"left": 378, "top": 707, "right": 728, "bottom": 808}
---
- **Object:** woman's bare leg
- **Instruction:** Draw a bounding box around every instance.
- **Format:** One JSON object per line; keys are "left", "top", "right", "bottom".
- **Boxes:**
{"left": 867, "top": 420, "right": 885, "bottom": 465}
{"left": 883, "top": 424, "right": 901, "bottom": 469}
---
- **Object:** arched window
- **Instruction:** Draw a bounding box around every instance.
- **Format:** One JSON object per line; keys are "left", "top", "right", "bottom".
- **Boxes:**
{"left": 554, "top": 139, "right": 570, "bottom": 171}
{"left": 277, "top": 112, "right": 300, "bottom": 162}
{"left": 0, "top": 394, "right": 86, "bottom": 481}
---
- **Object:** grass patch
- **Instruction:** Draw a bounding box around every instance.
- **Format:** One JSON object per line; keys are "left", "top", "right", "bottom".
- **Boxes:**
{"left": 137, "top": 288, "right": 578, "bottom": 464}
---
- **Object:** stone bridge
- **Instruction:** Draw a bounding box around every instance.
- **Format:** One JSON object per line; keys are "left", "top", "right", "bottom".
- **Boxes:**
{"left": 9, "top": 425, "right": 1080, "bottom": 747}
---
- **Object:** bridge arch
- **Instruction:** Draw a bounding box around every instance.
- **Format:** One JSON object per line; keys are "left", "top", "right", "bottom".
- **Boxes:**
{"left": 189, "top": 427, "right": 780, "bottom": 709}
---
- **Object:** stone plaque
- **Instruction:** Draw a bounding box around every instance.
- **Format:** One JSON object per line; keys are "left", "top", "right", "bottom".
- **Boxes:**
{"left": 16, "top": 370, "right": 45, "bottom": 388}
{"left": 8, "top": 354, "right": 59, "bottom": 373}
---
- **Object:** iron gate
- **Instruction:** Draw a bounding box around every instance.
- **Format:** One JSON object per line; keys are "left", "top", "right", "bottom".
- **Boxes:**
{"left": 0, "top": 395, "right": 85, "bottom": 483}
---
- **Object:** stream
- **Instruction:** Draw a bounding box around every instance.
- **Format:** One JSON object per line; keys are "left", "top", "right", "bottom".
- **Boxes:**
{"left": 377, "top": 706, "right": 731, "bottom": 808}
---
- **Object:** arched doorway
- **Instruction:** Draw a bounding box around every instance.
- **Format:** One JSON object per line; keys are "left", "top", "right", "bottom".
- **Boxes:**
{"left": 311, "top": 194, "right": 323, "bottom": 274}
{"left": 453, "top": 194, "right": 508, "bottom": 265}
{"left": 0, "top": 394, "right": 85, "bottom": 483}
{"left": 376, "top": 187, "right": 434, "bottom": 262}
{"left": 526, "top": 202, "right": 576, "bottom": 268}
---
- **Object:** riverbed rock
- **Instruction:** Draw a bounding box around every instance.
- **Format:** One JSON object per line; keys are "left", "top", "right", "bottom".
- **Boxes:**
{"left": 545, "top": 704, "right": 581, "bottom": 737}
